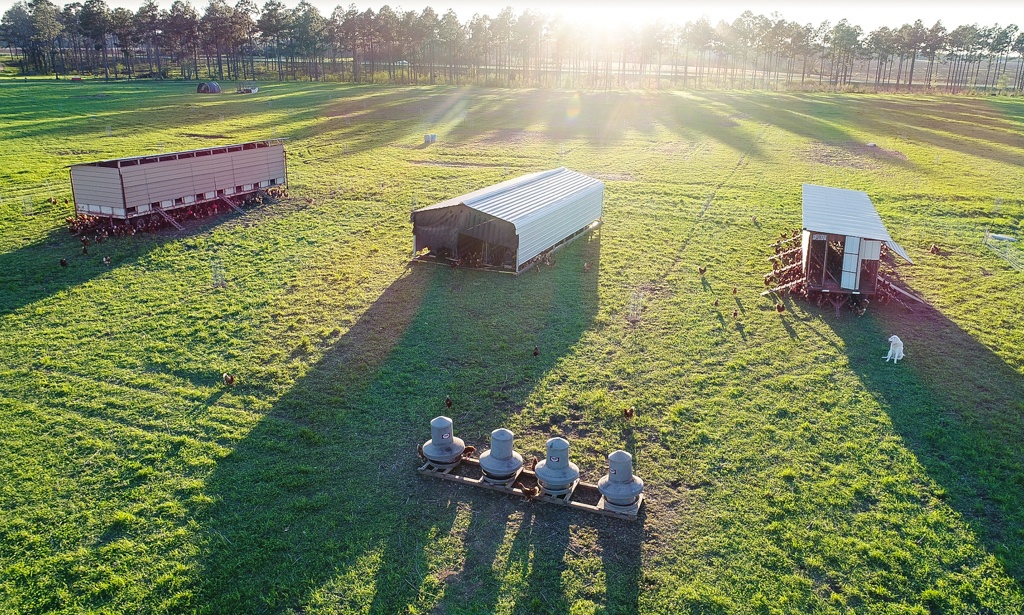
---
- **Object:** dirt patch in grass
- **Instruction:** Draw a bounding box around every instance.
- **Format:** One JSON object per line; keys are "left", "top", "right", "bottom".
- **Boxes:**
{"left": 52, "top": 149, "right": 100, "bottom": 156}
{"left": 410, "top": 160, "right": 503, "bottom": 169}
{"left": 654, "top": 141, "right": 700, "bottom": 155}
{"left": 180, "top": 132, "right": 232, "bottom": 139}
{"left": 807, "top": 141, "right": 907, "bottom": 169}
{"left": 476, "top": 129, "right": 544, "bottom": 145}
{"left": 593, "top": 172, "right": 636, "bottom": 182}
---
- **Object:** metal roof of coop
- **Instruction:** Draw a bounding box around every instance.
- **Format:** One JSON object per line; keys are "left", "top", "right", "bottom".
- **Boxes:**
{"left": 414, "top": 167, "right": 602, "bottom": 224}
{"left": 802, "top": 184, "right": 913, "bottom": 263}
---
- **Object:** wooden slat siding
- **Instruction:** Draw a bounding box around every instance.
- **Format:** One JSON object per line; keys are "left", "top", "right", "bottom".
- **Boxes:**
{"left": 71, "top": 165, "right": 124, "bottom": 215}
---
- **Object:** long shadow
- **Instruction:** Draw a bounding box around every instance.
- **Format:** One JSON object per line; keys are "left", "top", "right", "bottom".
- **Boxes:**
{"left": 0, "top": 210, "right": 250, "bottom": 316}
{"left": 193, "top": 234, "right": 644, "bottom": 612}
{"left": 829, "top": 304, "right": 1024, "bottom": 581}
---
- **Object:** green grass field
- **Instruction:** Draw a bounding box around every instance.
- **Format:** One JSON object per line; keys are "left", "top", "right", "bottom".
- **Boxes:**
{"left": 1, "top": 79, "right": 1023, "bottom": 614}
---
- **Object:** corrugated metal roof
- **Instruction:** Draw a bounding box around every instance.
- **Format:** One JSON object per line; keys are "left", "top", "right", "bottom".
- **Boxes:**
{"left": 802, "top": 184, "right": 912, "bottom": 263}
{"left": 414, "top": 167, "right": 604, "bottom": 226}
{"left": 70, "top": 139, "right": 285, "bottom": 168}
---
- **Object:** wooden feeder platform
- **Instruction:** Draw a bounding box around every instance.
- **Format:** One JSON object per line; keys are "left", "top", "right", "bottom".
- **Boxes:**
{"left": 417, "top": 455, "right": 644, "bottom": 521}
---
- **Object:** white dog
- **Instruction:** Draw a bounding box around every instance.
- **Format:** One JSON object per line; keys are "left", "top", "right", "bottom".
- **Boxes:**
{"left": 884, "top": 335, "right": 905, "bottom": 363}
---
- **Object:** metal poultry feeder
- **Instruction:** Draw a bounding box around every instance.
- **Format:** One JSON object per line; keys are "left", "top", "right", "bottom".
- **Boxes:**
{"left": 534, "top": 437, "right": 580, "bottom": 496}
{"left": 421, "top": 415, "right": 465, "bottom": 469}
{"left": 478, "top": 428, "right": 524, "bottom": 484}
{"left": 597, "top": 450, "right": 644, "bottom": 513}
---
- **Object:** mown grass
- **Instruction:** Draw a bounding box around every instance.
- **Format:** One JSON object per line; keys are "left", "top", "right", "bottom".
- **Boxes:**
{"left": 1, "top": 79, "right": 1022, "bottom": 614}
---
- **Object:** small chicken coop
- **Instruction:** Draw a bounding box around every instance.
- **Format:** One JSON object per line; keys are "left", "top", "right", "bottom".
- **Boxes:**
{"left": 410, "top": 167, "right": 603, "bottom": 273}
{"left": 765, "top": 184, "right": 920, "bottom": 313}
{"left": 70, "top": 140, "right": 286, "bottom": 220}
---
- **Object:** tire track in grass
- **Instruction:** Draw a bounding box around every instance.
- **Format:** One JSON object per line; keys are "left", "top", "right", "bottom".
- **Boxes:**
{"left": 631, "top": 122, "right": 774, "bottom": 301}
{"left": 670, "top": 122, "right": 773, "bottom": 276}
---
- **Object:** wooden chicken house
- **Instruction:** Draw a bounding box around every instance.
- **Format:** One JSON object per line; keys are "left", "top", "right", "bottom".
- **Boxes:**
{"left": 70, "top": 140, "right": 286, "bottom": 220}
{"left": 765, "top": 184, "right": 917, "bottom": 313}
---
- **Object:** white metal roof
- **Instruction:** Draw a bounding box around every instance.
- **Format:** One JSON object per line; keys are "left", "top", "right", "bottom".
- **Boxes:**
{"left": 802, "top": 184, "right": 913, "bottom": 263}
{"left": 415, "top": 167, "right": 603, "bottom": 226}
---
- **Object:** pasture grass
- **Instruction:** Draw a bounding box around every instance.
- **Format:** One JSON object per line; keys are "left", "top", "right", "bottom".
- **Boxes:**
{"left": 1, "top": 80, "right": 1023, "bottom": 614}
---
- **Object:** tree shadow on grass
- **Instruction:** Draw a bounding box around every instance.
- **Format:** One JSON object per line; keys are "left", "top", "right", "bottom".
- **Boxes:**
{"left": 0, "top": 211, "right": 248, "bottom": 317}
{"left": 829, "top": 304, "right": 1024, "bottom": 582}
{"left": 192, "top": 233, "right": 646, "bottom": 613}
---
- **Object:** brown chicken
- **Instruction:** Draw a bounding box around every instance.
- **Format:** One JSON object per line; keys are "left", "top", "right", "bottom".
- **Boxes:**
{"left": 222, "top": 373, "right": 236, "bottom": 386}
{"left": 515, "top": 482, "right": 541, "bottom": 499}
{"left": 624, "top": 406, "right": 635, "bottom": 419}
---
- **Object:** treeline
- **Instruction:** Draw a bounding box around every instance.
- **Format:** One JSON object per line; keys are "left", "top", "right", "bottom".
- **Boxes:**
{"left": 3, "top": 0, "right": 1023, "bottom": 93}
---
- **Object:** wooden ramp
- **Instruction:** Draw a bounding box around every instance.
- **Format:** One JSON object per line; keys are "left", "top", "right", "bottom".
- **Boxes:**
{"left": 418, "top": 456, "right": 644, "bottom": 521}
{"left": 155, "top": 208, "right": 184, "bottom": 230}
{"left": 221, "top": 195, "right": 246, "bottom": 214}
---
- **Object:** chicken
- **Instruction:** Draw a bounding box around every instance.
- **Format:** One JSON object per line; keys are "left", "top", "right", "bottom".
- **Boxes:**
{"left": 732, "top": 309, "right": 739, "bottom": 319}
{"left": 624, "top": 406, "right": 635, "bottom": 420}
{"left": 102, "top": 256, "right": 111, "bottom": 265}
{"left": 584, "top": 262, "right": 592, "bottom": 272}
{"left": 417, "top": 443, "right": 427, "bottom": 462}
{"left": 529, "top": 456, "right": 539, "bottom": 471}
{"left": 751, "top": 215, "right": 757, "bottom": 224}
{"left": 732, "top": 286, "right": 738, "bottom": 295}
{"left": 445, "top": 395, "right": 453, "bottom": 409}
{"left": 533, "top": 346, "right": 539, "bottom": 357}
{"left": 776, "top": 303, "right": 785, "bottom": 313}
{"left": 82, "top": 246, "right": 88, "bottom": 255}
{"left": 929, "top": 243, "right": 940, "bottom": 255}
{"left": 222, "top": 373, "right": 236, "bottom": 386}
{"left": 515, "top": 482, "right": 541, "bottom": 499}
{"left": 60, "top": 258, "right": 68, "bottom": 267}
{"left": 713, "top": 298, "right": 719, "bottom": 307}
{"left": 698, "top": 265, "right": 707, "bottom": 275}
{"left": 461, "top": 446, "right": 476, "bottom": 459}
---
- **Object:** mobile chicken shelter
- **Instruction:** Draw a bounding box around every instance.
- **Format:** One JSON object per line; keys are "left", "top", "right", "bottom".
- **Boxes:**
{"left": 764, "top": 184, "right": 923, "bottom": 314}
{"left": 800, "top": 184, "right": 912, "bottom": 296}
{"left": 410, "top": 167, "right": 603, "bottom": 273}
{"left": 197, "top": 81, "right": 222, "bottom": 93}
{"left": 70, "top": 140, "right": 286, "bottom": 219}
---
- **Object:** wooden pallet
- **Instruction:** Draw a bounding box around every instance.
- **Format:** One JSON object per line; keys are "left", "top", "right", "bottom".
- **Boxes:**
{"left": 417, "top": 456, "right": 644, "bottom": 521}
